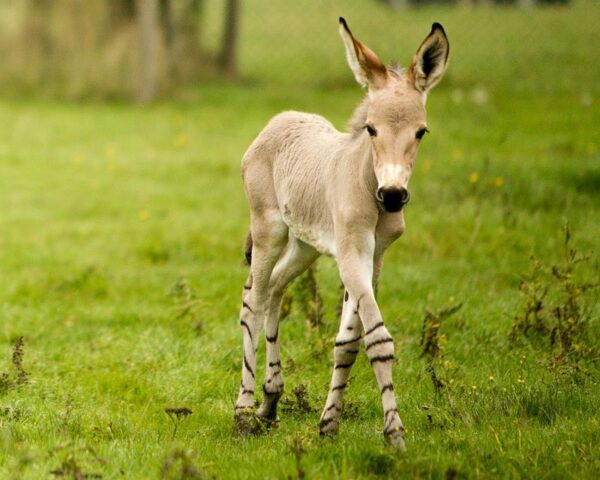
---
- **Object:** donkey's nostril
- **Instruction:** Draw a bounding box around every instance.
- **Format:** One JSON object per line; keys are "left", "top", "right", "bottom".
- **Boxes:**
{"left": 378, "top": 187, "right": 410, "bottom": 212}
{"left": 399, "top": 188, "right": 410, "bottom": 205}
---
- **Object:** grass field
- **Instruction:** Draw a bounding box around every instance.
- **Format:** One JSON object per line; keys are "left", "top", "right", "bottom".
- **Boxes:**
{"left": 0, "top": 1, "right": 599, "bottom": 479}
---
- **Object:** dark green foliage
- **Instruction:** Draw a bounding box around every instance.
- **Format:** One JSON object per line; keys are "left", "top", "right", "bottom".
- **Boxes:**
{"left": 160, "top": 448, "right": 209, "bottom": 480}
{"left": 280, "top": 384, "right": 315, "bottom": 415}
{"left": 281, "top": 266, "right": 325, "bottom": 330}
{"left": 0, "top": 337, "right": 28, "bottom": 396}
{"left": 420, "top": 303, "right": 463, "bottom": 392}
{"left": 509, "top": 224, "right": 598, "bottom": 368}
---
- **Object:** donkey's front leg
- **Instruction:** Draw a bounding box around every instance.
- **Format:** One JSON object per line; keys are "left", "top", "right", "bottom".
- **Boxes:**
{"left": 319, "top": 291, "right": 362, "bottom": 435}
{"left": 337, "top": 244, "right": 405, "bottom": 449}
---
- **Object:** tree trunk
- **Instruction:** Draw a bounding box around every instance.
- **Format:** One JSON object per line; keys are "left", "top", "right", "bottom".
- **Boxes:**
{"left": 110, "top": 0, "right": 136, "bottom": 24}
{"left": 219, "top": 0, "right": 239, "bottom": 77}
{"left": 136, "top": 0, "right": 159, "bottom": 103}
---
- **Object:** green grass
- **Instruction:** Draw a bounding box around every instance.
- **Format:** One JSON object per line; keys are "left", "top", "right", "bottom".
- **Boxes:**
{"left": 0, "top": 1, "right": 599, "bottom": 479}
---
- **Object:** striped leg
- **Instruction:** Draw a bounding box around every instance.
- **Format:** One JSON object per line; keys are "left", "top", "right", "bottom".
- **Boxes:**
{"left": 234, "top": 214, "right": 287, "bottom": 431}
{"left": 257, "top": 238, "right": 319, "bottom": 421}
{"left": 235, "top": 272, "right": 260, "bottom": 414}
{"left": 319, "top": 290, "right": 362, "bottom": 435}
{"left": 337, "top": 246, "right": 405, "bottom": 448}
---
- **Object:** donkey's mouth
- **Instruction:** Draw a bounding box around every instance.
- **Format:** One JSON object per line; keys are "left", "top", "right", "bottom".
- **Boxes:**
{"left": 381, "top": 201, "right": 404, "bottom": 213}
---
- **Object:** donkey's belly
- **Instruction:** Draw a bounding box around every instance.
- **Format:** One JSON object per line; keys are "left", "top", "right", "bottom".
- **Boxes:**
{"left": 281, "top": 201, "right": 336, "bottom": 256}
{"left": 289, "top": 223, "right": 336, "bottom": 257}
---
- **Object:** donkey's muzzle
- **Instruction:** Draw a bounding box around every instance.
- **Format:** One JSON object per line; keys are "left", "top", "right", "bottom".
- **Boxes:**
{"left": 377, "top": 187, "right": 410, "bottom": 213}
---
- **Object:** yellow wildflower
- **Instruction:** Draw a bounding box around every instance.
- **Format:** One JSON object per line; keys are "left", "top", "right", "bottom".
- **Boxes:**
{"left": 173, "top": 133, "right": 189, "bottom": 148}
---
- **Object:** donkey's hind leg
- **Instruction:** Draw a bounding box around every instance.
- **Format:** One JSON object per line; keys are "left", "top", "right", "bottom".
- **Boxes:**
{"left": 234, "top": 210, "right": 288, "bottom": 432}
{"left": 257, "top": 237, "right": 319, "bottom": 422}
{"left": 319, "top": 290, "right": 362, "bottom": 435}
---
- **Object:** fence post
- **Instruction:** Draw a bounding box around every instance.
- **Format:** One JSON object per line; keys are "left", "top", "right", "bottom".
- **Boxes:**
{"left": 219, "top": 0, "right": 240, "bottom": 77}
{"left": 136, "top": 0, "right": 159, "bottom": 103}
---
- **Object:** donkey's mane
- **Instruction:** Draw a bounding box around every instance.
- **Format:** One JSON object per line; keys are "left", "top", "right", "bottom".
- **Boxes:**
{"left": 348, "top": 63, "right": 405, "bottom": 138}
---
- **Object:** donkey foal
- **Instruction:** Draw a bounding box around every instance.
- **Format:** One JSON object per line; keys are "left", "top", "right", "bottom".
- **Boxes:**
{"left": 234, "top": 18, "right": 449, "bottom": 448}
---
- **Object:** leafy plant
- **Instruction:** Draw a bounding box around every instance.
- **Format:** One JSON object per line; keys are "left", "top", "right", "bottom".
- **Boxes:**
{"left": 168, "top": 277, "right": 204, "bottom": 334}
{"left": 160, "top": 448, "right": 208, "bottom": 480}
{"left": 420, "top": 303, "right": 463, "bottom": 392}
{"left": 0, "top": 336, "right": 29, "bottom": 395}
{"left": 281, "top": 266, "right": 324, "bottom": 329}
{"left": 280, "top": 384, "right": 315, "bottom": 414}
{"left": 509, "top": 224, "right": 598, "bottom": 368}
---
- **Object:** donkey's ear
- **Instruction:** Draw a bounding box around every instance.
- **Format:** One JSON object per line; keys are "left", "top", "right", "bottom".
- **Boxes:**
{"left": 339, "top": 17, "right": 388, "bottom": 90}
{"left": 408, "top": 23, "right": 449, "bottom": 94}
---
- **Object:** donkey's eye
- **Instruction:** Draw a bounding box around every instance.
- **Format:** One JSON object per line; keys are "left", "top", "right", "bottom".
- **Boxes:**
{"left": 416, "top": 127, "right": 429, "bottom": 140}
{"left": 365, "top": 124, "right": 377, "bottom": 137}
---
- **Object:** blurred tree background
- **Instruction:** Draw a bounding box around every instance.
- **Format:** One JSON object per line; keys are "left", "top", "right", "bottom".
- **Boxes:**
{"left": 0, "top": 0, "right": 582, "bottom": 102}
{"left": 0, "top": 0, "right": 240, "bottom": 101}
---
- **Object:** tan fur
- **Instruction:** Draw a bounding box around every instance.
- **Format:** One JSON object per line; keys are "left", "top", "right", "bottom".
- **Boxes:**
{"left": 234, "top": 18, "right": 449, "bottom": 448}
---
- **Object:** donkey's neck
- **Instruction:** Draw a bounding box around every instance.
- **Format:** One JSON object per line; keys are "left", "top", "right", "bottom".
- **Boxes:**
{"left": 348, "top": 96, "right": 370, "bottom": 138}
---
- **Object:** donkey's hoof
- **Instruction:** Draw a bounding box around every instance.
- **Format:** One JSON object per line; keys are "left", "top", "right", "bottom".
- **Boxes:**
{"left": 318, "top": 417, "right": 339, "bottom": 436}
{"left": 255, "top": 411, "right": 280, "bottom": 430}
{"left": 255, "top": 394, "right": 281, "bottom": 423}
{"left": 234, "top": 410, "right": 265, "bottom": 436}
{"left": 384, "top": 426, "right": 406, "bottom": 451}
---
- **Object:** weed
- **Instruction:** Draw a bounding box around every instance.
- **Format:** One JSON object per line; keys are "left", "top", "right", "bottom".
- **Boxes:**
{"left": 11, "top": 337, "right": 28, "bottom": 386}
{"left": 165, "top": 407, "right": 193, "bottom": 439}
{"left": 356, "top": 448, "right": 396, "bottom": 477}
{"left": 508, "top": 257, "right": 548, "bottom": 341}
{"left": 420, "top": 303, "right": 463, "bottom": 393}
{"left": 160, "top": 448, "right": 208, "bottom": 480}
{"left": 0, "top": 337, "right": 29, "bottom": 395}
{"left": 0, "top": 405, "right": 22, "bottom": 422}
{"left": 49, "top": 444, "right": 105, "bottom": 480}
{"left": 50, "top": 457, "right": 102, "bottom": 479}
{"left": 340, "top": 399, "right": 360, "bottom": 420}
{"left": 280, "top": 384, "right": 315, "bottom": 414}
{"left": 168, "top": 278, "right": 204, "bottom": 333}
{"left": 286, "top": 433, "right": 309, "bottom": 480}
{"left": 282, "top": 266, "right": 324, "bottom": 329}
{"left": 509, "top": 224, "right": 598, "bottom": 368}
{"left": 61, "top": 397, "right": 74, "bottom": 434}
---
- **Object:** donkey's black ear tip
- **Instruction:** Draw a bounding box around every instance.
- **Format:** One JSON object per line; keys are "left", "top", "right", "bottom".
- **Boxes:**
{"left": 431, "top": 22, "right": 446, "bottom": 34}
{"left": 339, "top": 17, "right": 348, "bottom": 28}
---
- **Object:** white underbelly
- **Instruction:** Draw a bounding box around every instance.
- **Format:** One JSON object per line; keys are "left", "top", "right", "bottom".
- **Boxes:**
{"left": 288, "top": 223, "right": 336, "bottom": 257}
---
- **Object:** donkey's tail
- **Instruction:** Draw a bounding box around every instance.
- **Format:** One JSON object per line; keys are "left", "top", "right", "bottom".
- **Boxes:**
{"left": 244, "top": 231, "right": 253, "bottom": 266}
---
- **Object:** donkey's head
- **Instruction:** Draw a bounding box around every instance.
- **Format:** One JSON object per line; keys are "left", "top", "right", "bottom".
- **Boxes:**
{"left": 339, "top": 18, "right": 449, "bottom": 213}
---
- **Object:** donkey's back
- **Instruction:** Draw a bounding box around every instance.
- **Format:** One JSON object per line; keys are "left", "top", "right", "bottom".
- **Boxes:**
{"left": 242, "top": 110, "right": 348, "bottom": 251}
{"left": 242, "top": 110, "right": 344, "bottom": 174}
